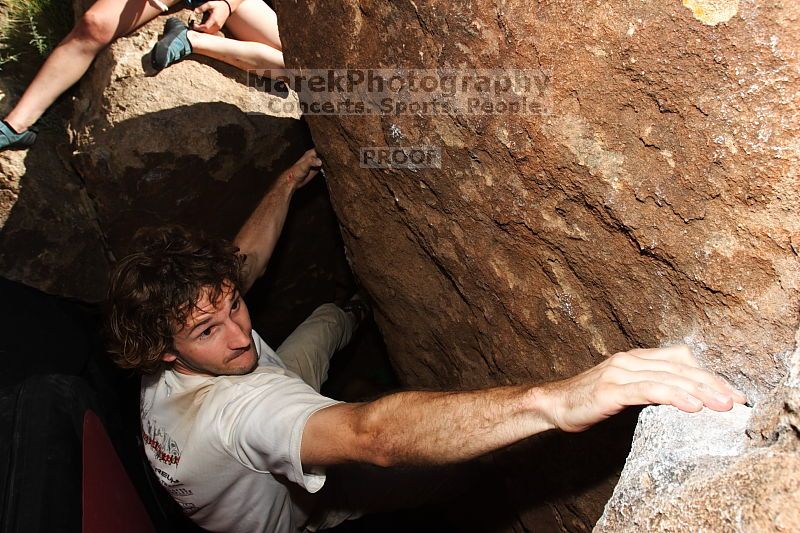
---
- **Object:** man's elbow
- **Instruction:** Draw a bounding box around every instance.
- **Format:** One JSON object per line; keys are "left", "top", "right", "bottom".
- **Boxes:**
{"left": 359, "top": 434, "right": 396, "bottom": 468}
{"left": 352, "top": 406, "right": 396, "bottom": 468}
{"left": 369, "top": 441, "right": 397, "bottom": 468}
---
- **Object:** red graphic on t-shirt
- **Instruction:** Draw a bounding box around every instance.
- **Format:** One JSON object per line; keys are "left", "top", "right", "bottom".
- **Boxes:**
{"left": 141, "top": 419, "right": 182, "bottom": 467}
{"left": 143, "top": 430, "right": 181, "bottom": 465}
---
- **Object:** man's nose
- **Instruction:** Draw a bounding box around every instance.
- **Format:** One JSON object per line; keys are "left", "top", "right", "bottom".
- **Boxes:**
{"left": 225, "top": 318, "right": 251, "bottom": 348}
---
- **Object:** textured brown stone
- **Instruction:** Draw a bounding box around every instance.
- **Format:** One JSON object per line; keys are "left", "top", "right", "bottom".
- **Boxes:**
{"left": 599, "top": 445, "right": 800, "bottom": 532}
{"left": 274, "top": 0, "right": 800, "bottom": 529}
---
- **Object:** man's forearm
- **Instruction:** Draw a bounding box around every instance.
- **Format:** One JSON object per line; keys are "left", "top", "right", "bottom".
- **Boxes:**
{"left": 234, "top": 177, "right": 294, "bottom": 293}
{"left": 349, "top": 348, "right": 746, "bottom": 468}
{"left": 352, "top": 385, "right": 555, "bottom": 466}
{"left": 303, "top": 346, "right": 747, "bottom": 469}
{"left": 234, "top": 149, "right": 320, "bottom": 292}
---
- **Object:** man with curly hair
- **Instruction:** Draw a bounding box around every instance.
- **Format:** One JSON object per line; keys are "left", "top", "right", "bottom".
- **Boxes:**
{"left": 108, "top": 148, "right": 363, "bottom": 531}
{"left": 107, "top": 149, "right": 747, "bottom": 533}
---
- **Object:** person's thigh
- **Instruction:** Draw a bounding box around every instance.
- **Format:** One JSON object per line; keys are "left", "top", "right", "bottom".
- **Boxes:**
{"left": 275, "top": 304, "right": 353, "bottom": 392}
{"left": 224, "top": 0, "right": 281, "bottom": 50}
{"left": 84, "top": 0, "right": 180, "bottom": 40}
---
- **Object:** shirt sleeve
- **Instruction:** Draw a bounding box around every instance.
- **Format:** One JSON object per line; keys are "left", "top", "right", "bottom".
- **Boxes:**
{"left": 214, "top": 370, "right": 341, "bottom": 493}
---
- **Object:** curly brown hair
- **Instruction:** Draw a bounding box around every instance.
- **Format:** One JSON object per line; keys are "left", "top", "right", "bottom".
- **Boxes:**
{"left": 106, "top": 226, "right": 245, "bottom": 374}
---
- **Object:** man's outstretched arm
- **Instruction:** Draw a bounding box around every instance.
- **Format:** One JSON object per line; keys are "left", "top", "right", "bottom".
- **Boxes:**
{"left": 234, "top": 149, "right": 322, "bottom": 293}
{"left": 302, "top": 345, "right": 747, "bottom": 467}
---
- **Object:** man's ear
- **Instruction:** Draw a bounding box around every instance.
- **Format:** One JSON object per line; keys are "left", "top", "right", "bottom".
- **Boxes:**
{"left": 161, "top": 351, "right": 178, "bottom": 363}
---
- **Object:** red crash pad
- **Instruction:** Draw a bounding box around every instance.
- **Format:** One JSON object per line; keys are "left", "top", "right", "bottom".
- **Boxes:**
{"left": 82, "top": 410, "right": 155, "bottom": 533}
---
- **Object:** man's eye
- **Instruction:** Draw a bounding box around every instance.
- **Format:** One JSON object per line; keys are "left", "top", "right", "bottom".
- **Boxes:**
{"left": 231, "top": 299, "right": 240, "bottom": 311}
{"left": 199, "top": 327, "right": 213, "bottom": 337}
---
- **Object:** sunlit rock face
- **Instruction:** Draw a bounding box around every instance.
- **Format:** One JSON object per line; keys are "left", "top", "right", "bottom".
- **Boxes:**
{"left": 275, "top": 0, "right": 799, "bottom": 529}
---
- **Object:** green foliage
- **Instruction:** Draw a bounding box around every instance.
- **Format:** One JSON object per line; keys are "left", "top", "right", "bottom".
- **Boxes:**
{"left": 0, "top": 0, "right": 73, "bottom": 69}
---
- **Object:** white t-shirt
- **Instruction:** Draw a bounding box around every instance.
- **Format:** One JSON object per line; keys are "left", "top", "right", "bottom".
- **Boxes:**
{"left": 140, "top": 330, "right": 340, "bottom": 533}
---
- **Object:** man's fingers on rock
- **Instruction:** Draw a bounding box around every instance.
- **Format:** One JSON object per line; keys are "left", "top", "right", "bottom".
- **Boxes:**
{"left": 697, "top": 383, "right": 737, "bottom": 410}
{"left": 618, "top": 369, "right": 734, "bottom": 410}
{"left": 632, "top": 344, "right": 697, "bottom": 366}
{"left": 624, "top": 381, "right": 703, "bottom": 412}
{"left": 607, "top": 351, "right": 637, "bottom": 369}
{"left": 631, "top": 357, "right": 746, "bottom": 404}
{"left": 626, "top": 359, "right": 737, "bottom": 396}
{"left": 681, "top": 369, "right": 746, "bottom": 404}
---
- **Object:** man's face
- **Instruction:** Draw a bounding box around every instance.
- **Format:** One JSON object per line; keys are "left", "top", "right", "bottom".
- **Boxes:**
{"left": 161, "top": 282, "right": 258, "bottom": 376}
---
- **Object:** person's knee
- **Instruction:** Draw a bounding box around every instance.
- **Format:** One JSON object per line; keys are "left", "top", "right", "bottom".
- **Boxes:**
{"left": 315, "top": 302, "right": 342, "bottom": 315}
{"left": 311, "top": 303, "right": 354, "bottom": 337}
{"left": 314, "top": 303, "right": 349, "bottom": 326}
{"left": 72, "top": 9, "right": 118, "bottom": 48}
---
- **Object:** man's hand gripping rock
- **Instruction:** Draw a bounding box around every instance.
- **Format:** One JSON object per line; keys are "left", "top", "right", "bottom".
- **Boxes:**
{"left": 539, "top": 344, "right": 748, "bottom": 433}
{"left": 283, "top": 148, "right": 323, "bottom": 192}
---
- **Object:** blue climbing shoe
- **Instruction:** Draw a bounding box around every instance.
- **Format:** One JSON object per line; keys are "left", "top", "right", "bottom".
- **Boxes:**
{"left": 151, "top": 18, "right": 192, "bottom": 72}
{"left": 0, "top": 120, "right": 37, "bottom": 151}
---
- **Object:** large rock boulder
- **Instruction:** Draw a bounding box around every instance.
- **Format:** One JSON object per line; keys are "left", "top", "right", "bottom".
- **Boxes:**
{"left": 274, "top": 0, "right": 799, "bottom": 529}
{"left": 597, "top": 338, "right": 800, "bottom": 531}
{"left": 68, "top": 12, "right": 311, "bottom": 255}
{"left": 0, "top": 77, "right": 109, "bottom": 301}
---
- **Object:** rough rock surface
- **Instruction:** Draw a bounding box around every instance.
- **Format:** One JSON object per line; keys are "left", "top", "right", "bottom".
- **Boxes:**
{"left": 68, "top": 11, "right": 310, "bottom": 256}
{"left": 597, "top": 337, "right": 800, "bottom": 532}
{"left": 274, "top": 0, "right": 800, "bottom": 529}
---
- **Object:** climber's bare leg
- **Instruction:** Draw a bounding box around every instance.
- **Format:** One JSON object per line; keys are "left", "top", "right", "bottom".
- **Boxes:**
{"left": 4, "top": 0, "right": 178, "bottom": 132}
{"left": 224, "top": 0, "right": 281, "bottom": 51}
{"left": 186, "top": 0, "right": 283, "bottom": 75}
{"left": 186, "top": 31, "right": 284, "bottom": 73}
